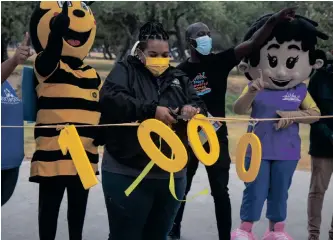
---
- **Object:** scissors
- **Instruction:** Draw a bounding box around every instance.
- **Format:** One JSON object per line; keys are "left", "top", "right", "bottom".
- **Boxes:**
{"left": 168, "top": 107, "right": 190, "bottom": 121}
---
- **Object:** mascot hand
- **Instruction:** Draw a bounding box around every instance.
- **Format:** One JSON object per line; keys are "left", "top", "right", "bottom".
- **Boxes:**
{"left": 249, "top": 69, "right": 268, "bottom": 93}
{"left": 271, "top": 7, "right": 297, "bottom": 22}
{"left": 51, "top": 1, "right": 70, "bottom": 36}
{"left": 274, "top": 110, "right": 294, "bottom": 130}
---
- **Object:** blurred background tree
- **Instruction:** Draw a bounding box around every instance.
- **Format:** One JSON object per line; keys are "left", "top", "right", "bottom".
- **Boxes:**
{"left": 1, "top": 1, "right": 332, "bottom": 61}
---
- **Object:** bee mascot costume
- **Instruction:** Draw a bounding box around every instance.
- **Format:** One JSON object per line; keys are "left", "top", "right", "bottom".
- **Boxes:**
{"left": 29, "top": 1, "right": 101, "bottom": 239}
{"left": 230, "top": 15, "right": 328, "bottom": 240}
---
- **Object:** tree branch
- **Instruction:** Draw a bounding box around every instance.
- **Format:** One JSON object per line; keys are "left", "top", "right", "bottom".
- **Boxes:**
{"left": 168, "top": 30, "right": 177, "bottom": 35}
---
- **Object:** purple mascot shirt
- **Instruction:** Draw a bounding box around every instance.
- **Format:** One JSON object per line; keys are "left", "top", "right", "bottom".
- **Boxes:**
{"left": 246, "top": 83, "right": 307, "bottom": 160}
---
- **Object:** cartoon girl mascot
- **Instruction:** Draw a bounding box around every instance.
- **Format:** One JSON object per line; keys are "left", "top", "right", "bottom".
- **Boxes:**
{"left": 29, "top": 1, "right": 101, "bottom": 239}
{"left": 231, "top": 15, "right": 328, "bottom": 240}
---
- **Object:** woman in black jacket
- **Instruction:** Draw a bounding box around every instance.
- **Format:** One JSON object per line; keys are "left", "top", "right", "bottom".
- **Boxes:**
{"left": 99, "top": 22, "right": 207, "bottom": 240}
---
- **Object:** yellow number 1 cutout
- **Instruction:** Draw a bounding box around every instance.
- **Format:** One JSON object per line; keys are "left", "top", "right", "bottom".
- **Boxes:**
{"left": 58, "top": 125, "right": 98, "bottom": 190}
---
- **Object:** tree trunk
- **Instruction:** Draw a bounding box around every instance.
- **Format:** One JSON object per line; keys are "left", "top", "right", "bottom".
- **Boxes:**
{"left": 103, "top": 39, "right": 113, "bottom": 60}
{"left": 116, "top": 37, "right": 131, "bottom": 61}
{"left": 103, "top": 47, "right": 108, "bottom": 60}
{"left": 174, "top": 23, "right": 185, "bottom": 61}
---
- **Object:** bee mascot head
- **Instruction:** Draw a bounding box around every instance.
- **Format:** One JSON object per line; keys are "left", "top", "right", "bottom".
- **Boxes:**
{"left": 239, "top": 14, "right": 329, "bottom": 90}
{"left": 30, "top": 1, "right": 96, "bottom": 60}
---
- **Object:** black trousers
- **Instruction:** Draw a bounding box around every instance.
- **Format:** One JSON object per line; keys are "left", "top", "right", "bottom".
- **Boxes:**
{"left": 1, "top": 167, "right": 20, "bottom": 206}
{"left": 38, "top": 176, "right": 89, "bottom": 240}
{"left": 102, "top": 171, "right": 187, "bottom": 240}
{"left": 173, "top": 136, "right": 232, "bottom": 240}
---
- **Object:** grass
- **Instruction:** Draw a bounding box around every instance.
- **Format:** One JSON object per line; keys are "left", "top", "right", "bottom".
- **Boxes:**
{"left": 6, "top": 52, "right": 312, "bottom": 171}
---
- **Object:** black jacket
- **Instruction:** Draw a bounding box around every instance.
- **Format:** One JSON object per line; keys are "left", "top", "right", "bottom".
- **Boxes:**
{"left": 308, "top": 64, "right": 333, "bottom": 158}
{"left": 99, "top": 56, "right": 207, "bottom": 172}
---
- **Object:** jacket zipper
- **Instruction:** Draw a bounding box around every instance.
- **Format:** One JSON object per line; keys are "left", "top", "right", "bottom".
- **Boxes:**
{"left": 156, "top": 78, "right": 161, "bottom": 99}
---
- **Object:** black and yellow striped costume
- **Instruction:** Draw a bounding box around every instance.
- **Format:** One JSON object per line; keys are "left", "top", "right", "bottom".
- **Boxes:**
{"left": 29, "top": 1, "right": 102, "bottom": 183}
{"left": 30, "top": 60, "right": 102, "bottom": 182}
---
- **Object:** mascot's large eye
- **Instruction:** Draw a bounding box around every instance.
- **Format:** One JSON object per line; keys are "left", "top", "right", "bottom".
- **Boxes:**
{"left": 81, "top": 2, "right": 89, "bottom": 11}
{"left": 57, "top": 1, "right": 72, "bottom": 8}
{"left": 267, "top": 54, "right": 278, "bottom": 68}
{"left": 286, "top": 56, "right": 299, "bottom": 69}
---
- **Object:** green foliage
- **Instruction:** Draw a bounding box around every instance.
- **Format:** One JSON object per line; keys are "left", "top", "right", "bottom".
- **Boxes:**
{"left": 1, "top": 1, "right": 36, "bottom": 42}
{"left": 91, "top": 1, "right": 333, "bottom": 58}
{"left": 2, "top": 1, "right": 332, "bottom": 61}
{"left": 225, "top": 93, "right": 240, "bottom": 116}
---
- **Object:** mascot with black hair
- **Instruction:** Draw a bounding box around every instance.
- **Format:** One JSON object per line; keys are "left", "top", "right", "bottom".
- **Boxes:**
{"left": 29, "top": 1, "right": 101, "bottom": 239}
{"left": 231, "top": 14, "right": 328, "bottom": 240}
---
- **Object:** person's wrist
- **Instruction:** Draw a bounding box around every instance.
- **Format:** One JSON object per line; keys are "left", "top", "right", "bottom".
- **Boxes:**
{"left": 151, "top": 104, "right": 158, "bottom": 118}
{"left": 9, "top": 56, "right": 19, "bottom": 67}
{"left": 267, "top": 14, "right": 278, "bottom": 25}
{"left": 248, "top": 87, "right": 259, "bottom": 94}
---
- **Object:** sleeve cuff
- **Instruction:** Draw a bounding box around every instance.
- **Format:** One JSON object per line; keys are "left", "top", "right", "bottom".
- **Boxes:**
{"left": 146, "top": 103, "right": 157, "bottom": 119}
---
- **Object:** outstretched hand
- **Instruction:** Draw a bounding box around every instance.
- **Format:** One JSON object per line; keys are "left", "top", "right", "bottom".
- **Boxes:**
{"left": 51, "top": 1, "right": 70, "bottom": 35}
{"left": 273, "top": 7, "right": 297, "bottom": 22}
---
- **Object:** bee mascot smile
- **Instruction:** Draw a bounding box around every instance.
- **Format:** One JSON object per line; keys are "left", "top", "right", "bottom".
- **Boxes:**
{"left": 29, "top": 2, "right": 102, "bottom": 239}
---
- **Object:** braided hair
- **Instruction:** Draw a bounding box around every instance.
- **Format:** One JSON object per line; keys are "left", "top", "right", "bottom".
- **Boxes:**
{"left": 137, "top": 22, "right": 169, "bottom": 51}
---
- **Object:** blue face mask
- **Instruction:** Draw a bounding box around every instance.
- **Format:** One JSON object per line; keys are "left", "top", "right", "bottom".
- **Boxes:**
{"left": 194, "top": 35, "right": 212, "bottom": 55}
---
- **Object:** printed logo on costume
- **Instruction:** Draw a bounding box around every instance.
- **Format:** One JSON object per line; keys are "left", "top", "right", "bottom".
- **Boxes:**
{"left": 282, "top": 93, "right": 301, "bottom": 103}
{"left": 192, "top": 72, "right": 211, "bottom": 96}
{"left": 1, "top": 88, "right": 20, "bottom": 105}
{"left": 171, "top": 78, "right": 182, "bottom": 89}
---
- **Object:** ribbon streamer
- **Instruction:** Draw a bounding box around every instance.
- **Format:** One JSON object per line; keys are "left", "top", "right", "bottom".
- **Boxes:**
{"left": 2, "top": 115, "right": 333, "bottom": 129}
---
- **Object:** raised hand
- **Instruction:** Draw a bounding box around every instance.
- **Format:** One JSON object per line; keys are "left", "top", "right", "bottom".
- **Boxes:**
{"left": 51, "top": 1, "right": 70, "bottom": 36}
{"left": 273, "top": 7, "right": 297, "bottom": 22}
{"left": 249, "top": 69, "right": 268, "bottom": 93}
{"left": 14, "top": 32, "right": 32, "bottom": 65}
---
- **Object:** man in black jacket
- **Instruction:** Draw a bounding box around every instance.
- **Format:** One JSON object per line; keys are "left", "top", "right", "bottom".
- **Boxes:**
{"left": 307, "top": 60, "right": 333, "bottom": 240}
{"left": 169, "top": 7, "right": 297, "bottom": 240}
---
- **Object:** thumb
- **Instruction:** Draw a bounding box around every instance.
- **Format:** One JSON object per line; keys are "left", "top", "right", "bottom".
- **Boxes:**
{"left": 21, "top": 32, "right": 30, "bottom": 46}
{"left": 258, "top": 69, "right": 263, "bottom": 80}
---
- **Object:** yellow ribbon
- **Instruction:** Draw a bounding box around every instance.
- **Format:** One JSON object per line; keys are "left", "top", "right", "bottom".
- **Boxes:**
{"left": 125, "top": 139, "right": 209, "bottom": 200}
{"left": 168, "top": 152, "right": 209, "bottom": 202}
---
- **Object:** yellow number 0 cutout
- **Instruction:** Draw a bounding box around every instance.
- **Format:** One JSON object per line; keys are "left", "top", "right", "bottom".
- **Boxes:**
{"left": 137, "top": 119, "right": 188, "bottom": 172}
{"left": 126, "top": 115, "right": 219, "bottom": 197}
{"left": 125, "top": 119, "right": 188, "bottom": 197}
{"left": 187, "top": 114, "right": 220, "bottom": 166}
{"left": 235, "top": 132, "right": 262, "bottom": 183}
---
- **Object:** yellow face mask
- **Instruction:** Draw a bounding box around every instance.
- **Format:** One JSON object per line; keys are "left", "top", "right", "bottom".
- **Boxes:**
{"left": 145, "top": 57, "right": 170, "bottom": 76}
